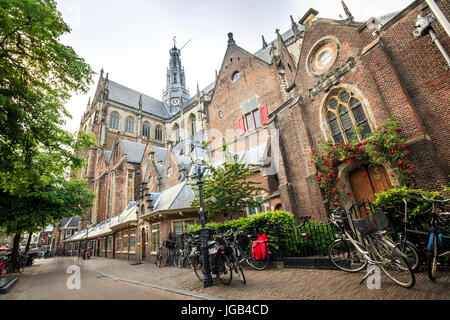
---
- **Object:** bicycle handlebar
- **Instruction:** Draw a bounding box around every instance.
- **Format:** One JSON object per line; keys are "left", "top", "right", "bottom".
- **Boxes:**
{"left": 421, "top": 194, "right": 450, "bottom": 204}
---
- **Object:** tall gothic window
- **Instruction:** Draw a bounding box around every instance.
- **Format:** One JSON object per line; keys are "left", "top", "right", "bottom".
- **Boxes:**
{"left": 172, "top": 123, "right": 180, "bottom": 143}
{"left": 155, "top": 125, "right": 163, "bottom": 141}
{"left": 109, "top": 112, "right": 119, "bottom": 129}
{"left": 125, "top": 116, "right": 134, "bottom": 133}
{"left": 189, "top": 114, "right": 196, "bottom": 137}
{"left": 142, "top": 122, "right": 151, "bottom": 139}
{"left": 326, "top": 89, "right": 371, "bottom": 143}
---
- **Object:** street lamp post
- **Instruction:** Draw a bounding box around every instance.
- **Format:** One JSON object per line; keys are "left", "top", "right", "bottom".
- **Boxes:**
{"left": 190, "top": 143, "right": 213, "bottom": 288}
{"left": 78, "top": 217, "right": 91, "bottom": 260}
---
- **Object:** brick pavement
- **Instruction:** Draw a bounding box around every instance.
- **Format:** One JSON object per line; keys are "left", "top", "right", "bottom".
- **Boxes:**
{"left": 77, "top": 257, "right": 450, "bottom": 300}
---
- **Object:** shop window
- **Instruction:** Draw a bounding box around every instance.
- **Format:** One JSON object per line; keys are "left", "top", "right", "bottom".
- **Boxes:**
{"left": 151, "top": 223, "right": 161, "bottom": 254}
{"left": 172, "top": 219, "right": 195, "bottom": 247}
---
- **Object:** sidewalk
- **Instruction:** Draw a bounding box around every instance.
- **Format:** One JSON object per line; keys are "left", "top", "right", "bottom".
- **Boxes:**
{"left": 76, "top": 257, "right": 450, "bottom": 300}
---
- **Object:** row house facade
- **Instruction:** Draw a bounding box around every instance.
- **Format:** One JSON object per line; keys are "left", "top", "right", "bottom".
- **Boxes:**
{"left": 60, "top": 0, "right": 450, "bottom": 263}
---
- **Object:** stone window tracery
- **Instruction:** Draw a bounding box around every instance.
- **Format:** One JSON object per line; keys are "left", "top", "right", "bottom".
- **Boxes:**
{"left": 325, "top": 89, "right": 371, "bottom": 143}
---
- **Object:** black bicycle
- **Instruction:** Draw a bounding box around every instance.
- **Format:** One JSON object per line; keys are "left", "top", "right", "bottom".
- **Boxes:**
{"left": 420, "top": 195, "right": 450, "bottom": 281}
{"left": 192, "top": 232, "right": 233, "bottom": 285}
{"left": 155, "top": 240, "right": 181, "bottom": 267}
{"left": 383, "top": 197, "right": 421, "bottom": 271}
{"left": 154, "top": 244, "right": 163, "bottom": 268}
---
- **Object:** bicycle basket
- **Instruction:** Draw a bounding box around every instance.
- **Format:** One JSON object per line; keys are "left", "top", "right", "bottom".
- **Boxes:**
{"left": 353, "top": 209, "right": 390, "bottom": 238}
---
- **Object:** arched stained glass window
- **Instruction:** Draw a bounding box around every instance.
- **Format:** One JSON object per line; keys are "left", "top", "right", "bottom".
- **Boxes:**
{"left": 155, "top": 125, "right": 163, "bottom": 141}
{"left": 325, "top": 89, "right": 371, "bottom": 143}
{"left": 142, "top": 122, "right": 151, "bottom": 138}
{"left": 125, "top": 116, "right": 134, "bottom": 133}
{"left": 109, "top": 112, "right": 119, "bottom": 129}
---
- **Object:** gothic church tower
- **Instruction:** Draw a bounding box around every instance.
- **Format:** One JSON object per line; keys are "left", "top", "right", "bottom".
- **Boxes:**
{"left": 162, "top": 41, "right": 190, "bottom": 115}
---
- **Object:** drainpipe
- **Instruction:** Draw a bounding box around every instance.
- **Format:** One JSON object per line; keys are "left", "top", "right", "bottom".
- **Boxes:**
{"left": 414, "top": 13, "right": 450, "bottom": 67}
{"left": 425, "top": 0, "right": 450, "bottom": 38}
{"left": 429, "top": 29, "right": 450, "bottom": 66}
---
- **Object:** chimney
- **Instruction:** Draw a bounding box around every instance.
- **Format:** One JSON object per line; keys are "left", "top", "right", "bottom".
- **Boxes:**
{"left": 227, "top": 32, "right": 236, "bottom": 46}
{"left": 299, "top": 8, "right": 319, "bottom": 30}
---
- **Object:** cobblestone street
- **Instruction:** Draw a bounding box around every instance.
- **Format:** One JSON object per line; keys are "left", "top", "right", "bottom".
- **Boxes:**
{"left": 78, "top": 257, "right": 450, "bottom": 300}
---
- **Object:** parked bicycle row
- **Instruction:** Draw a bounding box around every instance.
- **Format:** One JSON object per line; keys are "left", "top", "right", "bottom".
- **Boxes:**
{"left": 151, "top": 193, "right": 448, "bottom": 289}
{"left": 154, "top": 218, "right": 279, "bottom": 285}
{"left": 328, "top": 194, "right": 449, "bottom": 289}
{"left": 0, "top": 251, "right": 35, "bottom": 279}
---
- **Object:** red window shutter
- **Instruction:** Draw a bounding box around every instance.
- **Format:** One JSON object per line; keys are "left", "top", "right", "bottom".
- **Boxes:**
{"left": 259, "top": 104, "right": 269, "bottom": 125}
{"left": 237, "top": 116, "right": 245, "bottom": 135}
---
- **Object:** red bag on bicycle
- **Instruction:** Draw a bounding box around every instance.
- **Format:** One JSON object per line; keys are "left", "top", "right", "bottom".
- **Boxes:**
{"left": 252, "top": 234, "right": 268, "bottom": 260}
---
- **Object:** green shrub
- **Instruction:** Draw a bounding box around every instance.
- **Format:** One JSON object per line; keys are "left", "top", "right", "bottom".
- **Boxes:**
{"left": 373, "top": 187, "right": 443, "bottom": 233}
{"left": 374, "top": 187, "right": 449, "bottom": 264}
{"left": 185, "top": 210, "right": 296, "bottom": 257}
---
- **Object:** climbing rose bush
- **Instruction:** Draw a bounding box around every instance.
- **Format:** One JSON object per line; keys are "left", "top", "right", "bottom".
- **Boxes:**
{"left": 311, "top": 119, "right": 415, "bottom": 209}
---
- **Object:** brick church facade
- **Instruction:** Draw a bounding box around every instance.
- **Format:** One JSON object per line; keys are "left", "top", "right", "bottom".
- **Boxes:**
{"left": 58, "top": 0, "right": 449, "bottom": 262}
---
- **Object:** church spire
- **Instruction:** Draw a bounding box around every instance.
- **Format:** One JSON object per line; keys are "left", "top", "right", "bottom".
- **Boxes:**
{"left": 341, "top": 1, "right": 354, "bottom": 22}
{"left": 262, "top": 35, "right": 268, "bottom": 49}
{"left": 290, "top": 15, "right": 301, "bottom": 38}
{"left": 162, "top": 37, "right": 190, "bottom": 115}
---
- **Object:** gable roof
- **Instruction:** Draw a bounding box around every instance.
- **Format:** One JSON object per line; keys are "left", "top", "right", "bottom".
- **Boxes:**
{"left": 148, "top": 180, "right": 195, "bottom": 213}
{"left": 61, "top": 216, "right": 80, "bottom": 229}
{"left": 254, "top": 28, "right": 300, "bottom": 64}
{"left": 107, "top": 80, "right": 170, "bottom": 119}
{"left": 120, "top": 139, "right": 146, "bottom": 164}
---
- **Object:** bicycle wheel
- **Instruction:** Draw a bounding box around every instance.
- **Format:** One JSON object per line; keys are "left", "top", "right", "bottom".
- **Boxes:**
{"left": 193, "top": 254, "right": 205, "bottom": 282}
{"left": 216, "top": 255, "right": 233, "bottom": 285}
{"left": 155, "top": 253, "right": 162, "bottom": 268}
{"left": 163, "top": 252, "right": 171, "bottom": 266}
{"left": 247, "top": 246, "right": 270, "bottom": 271}
{"left": 427, "top": 232, "right": 438, "bottom": 281}
{"left": 233, "top": 261, "right": 246, "bottom": 284}
{"left": 373, "top": 237, "right": 415, "bottom": 288}
{"left": 174, "top": 249, "right": 183, "bottom": 268}
{"left": 328, "top": 239, "right": 367, "bottom": 272}
{"left": 395, "top": 240, "right": 420, "bottom": 272}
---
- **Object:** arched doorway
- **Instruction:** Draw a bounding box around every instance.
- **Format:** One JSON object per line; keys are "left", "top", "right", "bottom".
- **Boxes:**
{"left": 141, "top": 228, "right": 146, "bottom": 260}
{"left": 350, "top": 165, "right": 392, "bottom": 203}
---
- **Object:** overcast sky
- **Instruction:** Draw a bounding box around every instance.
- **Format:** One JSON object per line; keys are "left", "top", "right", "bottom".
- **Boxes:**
{"left": 56, "top": 0, "right": 414, "bottom": 133}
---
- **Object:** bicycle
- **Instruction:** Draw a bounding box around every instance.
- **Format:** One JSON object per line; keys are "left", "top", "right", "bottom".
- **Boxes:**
{"left": 420, "top": 195, "right": 450, "bottom": 281}
{"left": 218, "top": 229, "right": 246, "bottom": 284}
{"left": 382, "top": 195, "right": 423, "bottom": 271}
{"left": 243, "top": 218, "right": 276, "bottom": 271}
{"left": 157, "top": 239, "right": 181, "bottom": 267}
{"left": 154, "top": 244, "right": 163, "bottom": 268}
{"left": 328, "top": 201, "right": 415, "bottom": 288}
{"left": 0, "top": 255, "right": 8, "bottom": 279}
{"left": 177, "top": 233, "right": 200, "bottom": 269}
{"left": 193, "top": 232, "right": 233, "bottom": 285}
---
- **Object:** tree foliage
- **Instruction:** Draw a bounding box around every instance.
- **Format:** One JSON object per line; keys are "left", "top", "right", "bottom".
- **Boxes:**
{"left": 190, "top": 143, "right": 268, "bottom": 219}
{"left": 0, "top": 0, "right": 96, "bottom": 237}
{"left": 0, "top": 0, "right": 94, "bottom": 192}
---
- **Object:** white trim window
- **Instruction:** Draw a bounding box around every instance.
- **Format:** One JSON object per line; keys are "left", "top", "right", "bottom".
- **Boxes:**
{"left": 246, "top": 196, "right": 266, "bottom": 216}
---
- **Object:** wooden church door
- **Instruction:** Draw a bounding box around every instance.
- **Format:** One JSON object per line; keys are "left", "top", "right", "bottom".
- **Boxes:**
{"left": 350, "top": 165, "right": 392, "bottom": 203}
